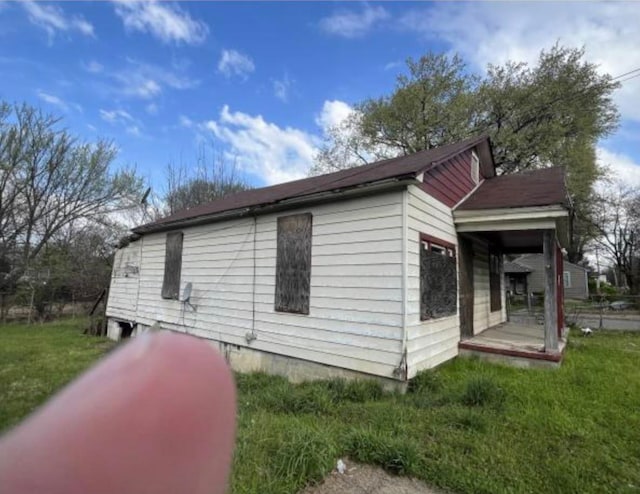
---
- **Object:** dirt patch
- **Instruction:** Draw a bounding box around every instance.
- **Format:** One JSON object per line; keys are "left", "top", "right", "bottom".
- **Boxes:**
{"left": 300, "top": 462, "right": 443, "bottom": 494}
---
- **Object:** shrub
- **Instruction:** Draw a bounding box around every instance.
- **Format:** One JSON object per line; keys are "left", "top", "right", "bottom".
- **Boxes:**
{"left": 461, "top": 375, "right": 506, "bottom": 409}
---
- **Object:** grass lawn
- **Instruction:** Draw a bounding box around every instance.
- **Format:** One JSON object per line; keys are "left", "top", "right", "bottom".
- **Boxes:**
{"left": 2, "top": 320, "right": 640, "bottom": 493}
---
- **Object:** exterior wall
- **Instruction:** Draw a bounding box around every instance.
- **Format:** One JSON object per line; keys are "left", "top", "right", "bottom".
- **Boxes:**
{"left": 405, "top": 185, "right": 460, "bottom": 378}
{"left": 106, "top": 191, "right": 405, "bottom": 379}
{"left": 420, "top": 150, "right": 478, "bottom": 207}
{"left": 472, "top": 241, "right": 507, "bottom": 335}
{"left": 106, "top": 240, "right": 142, "bottom": 321}
{"left": 516, "top": 254, "right": 589, "bottom": 300}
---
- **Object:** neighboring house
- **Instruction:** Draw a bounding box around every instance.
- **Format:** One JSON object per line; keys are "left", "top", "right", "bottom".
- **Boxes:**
{"left": 106, "top": 135, "right": 570, "bottom": 385}
{"left": 506, "top": 254, "right": 589, "bottom": 300}
{"left": 504, "top": 260, "right": 532, "bottom": 295}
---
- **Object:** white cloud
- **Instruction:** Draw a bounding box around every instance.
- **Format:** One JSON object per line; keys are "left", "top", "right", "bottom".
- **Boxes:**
{"left": 146, "top": 102, "right": 159, "bottom": 115}
{"left": 315, "top": 100, "right": 354, "bottom": 132}
{"left": 100, "top": 109, "right": 146, "bottom": 138}
{"left": 37, "top": 91, "right": 68, "bottom": 111}
{"left": 37, "top": 90, "right": 82, "bottom": 113}
{"left": 100, "top": 109, "right": 134, "bottom": 124}
{"left": 22, "top": 1, "right": 94, "bottom": 38}
{"left": 111, "top": 59, "right": 199, "bottom": 100}
{"left": 383, "top": 60, "right": 402, "bottom": 71}
{"left": 113, "top": 0, "right": 208, "bottom": 45}
{"left": 319, "top": 5, "right": 389, "bottom": 38}
{"left": 84, "top": 60, "right": 104, "bottom": 73}
{"left": 179, "top": 115, "right": 194, "bottom": 128}
{"left": 204, "top": 105, "right": 321, "bottom": 185}
{"left": 596, "top": 147, "right": 640, "bottom": 190}
{"left": 218, "top": 49, "right": 255, "bottom": 80}
{"left": 126, "top": 125, "right": 142, "bottom": 137}
{"left": 272, "top": 73, "right": 293, "bottom": 102}
{"left": 399, "top": 3, "right": 640, "bottom": 121}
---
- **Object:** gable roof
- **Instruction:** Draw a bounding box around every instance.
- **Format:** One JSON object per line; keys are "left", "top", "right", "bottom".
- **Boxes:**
{"left": 456, "top": 166, "right": 569, "bottom": 211}
{"left": 134, "top": 134, "right": 492, "bottom": 234}
{"left": 504, "top": 260, "right": 532, "bottom": 274}
{"left": 515, "top": 254, "right": 589, "bottom": 272}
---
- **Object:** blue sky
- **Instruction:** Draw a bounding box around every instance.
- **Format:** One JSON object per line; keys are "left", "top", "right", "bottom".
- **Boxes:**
{"left": 1, "top": 1, "right": 639, "bottom": 191}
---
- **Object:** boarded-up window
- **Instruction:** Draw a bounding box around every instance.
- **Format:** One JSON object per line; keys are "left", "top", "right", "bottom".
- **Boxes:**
{"left": 275, "top": 213, "right": 312, "bottom": 314}
{"left": 161, "top": 232, "right": 183, "bottom": 300}
{"left": 489, "top": 251, "right": 502, "bottom": 312}
{"left": 420, "top": 236, "right": 457, "bottom": 320}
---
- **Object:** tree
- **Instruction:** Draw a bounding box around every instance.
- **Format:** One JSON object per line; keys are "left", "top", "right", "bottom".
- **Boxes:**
{"left": 591, "top": 182, "right": 640, "bottom": 293}
{"left": 164, "top": 143, "right": 249, "bottom": 215}
{"left": 0, "top": 102, "right": 143, "bottom": 317}
{"left": 312, "top": 46, "right": 620, "bottom": 262}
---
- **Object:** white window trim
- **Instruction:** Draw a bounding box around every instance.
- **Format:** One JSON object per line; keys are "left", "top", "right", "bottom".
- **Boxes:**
{"left": 563, "top": 271, "right": 572, "bottom": 288}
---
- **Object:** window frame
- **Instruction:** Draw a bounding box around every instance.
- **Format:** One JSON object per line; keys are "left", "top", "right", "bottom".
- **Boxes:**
{"left": 563, "top": 271, "right": 572, "bottom": 288}
{"left": 419, "top": 233, "right": 457, "bottom": 321}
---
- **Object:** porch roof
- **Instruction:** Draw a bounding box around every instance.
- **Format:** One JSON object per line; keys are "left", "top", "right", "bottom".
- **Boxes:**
{"left": 456, "top": 166, "right": 569, "bottom": 211}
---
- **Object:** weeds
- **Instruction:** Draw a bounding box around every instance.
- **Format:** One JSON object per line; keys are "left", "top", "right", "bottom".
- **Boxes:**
{"left": 345, "top": 428, "right": 422, "bottom": 475}
{"left": 4, "top": 322, "right": 640, "bottom": 494}
{"left": 460, "top": 375, "right": 506, "bottom": 409}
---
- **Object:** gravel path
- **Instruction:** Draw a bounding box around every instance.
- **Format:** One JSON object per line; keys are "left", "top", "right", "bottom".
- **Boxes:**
{"left": 300, "top": 462, "right": 443, "bottom": 494}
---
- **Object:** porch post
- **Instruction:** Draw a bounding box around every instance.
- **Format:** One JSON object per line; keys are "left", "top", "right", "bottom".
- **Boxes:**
{"left": 543, "top": 230, "right": 559, "bottom": 352}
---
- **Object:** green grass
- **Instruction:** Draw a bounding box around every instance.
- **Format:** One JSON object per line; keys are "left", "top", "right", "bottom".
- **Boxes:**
{"left": 2, "top": 321, "right": 640, "bottom": 493}
{"left": 0, "top": 318, "right": 115, "bottom": 431}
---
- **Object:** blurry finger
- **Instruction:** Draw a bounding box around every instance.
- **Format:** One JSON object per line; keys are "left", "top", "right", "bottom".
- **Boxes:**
{"left": 0, "top": 332, "right": 236, "bottom": 494}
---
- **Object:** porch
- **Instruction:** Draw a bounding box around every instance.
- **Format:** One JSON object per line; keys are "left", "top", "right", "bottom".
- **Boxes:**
{"left": 453, "top": 167, "right": 571, "bottom": 368}
{"left": 458, "top": 321, "right": 567, "bottom": 368}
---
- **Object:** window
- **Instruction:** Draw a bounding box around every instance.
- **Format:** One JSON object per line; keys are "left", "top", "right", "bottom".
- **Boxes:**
{"left": 489, "top": 250, "right": 502, "bottom": 312}
{"left": 420, "top": 234, "right": 457, "bottom": 320}
{"left": 275, "top": 213, "right": 312, "bottom": 314}
{"left": 161, "top": 231, "right": 183, "bottom": 299}
{"left": 471, "top": 151, "right": 480, "bottom": 184}
{"left": 563, "top": 271, "right": 572, "bottom": 288}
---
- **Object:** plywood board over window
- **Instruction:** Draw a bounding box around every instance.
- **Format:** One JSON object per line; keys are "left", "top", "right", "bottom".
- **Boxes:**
{"left": 420, "top": 235, "right": 457, "bottom": 320}
{"left": 275, "top": 213, "right": 312, "bottom": 314}
{"left": 161, "top": 231, "right": 183, "bottom": 300}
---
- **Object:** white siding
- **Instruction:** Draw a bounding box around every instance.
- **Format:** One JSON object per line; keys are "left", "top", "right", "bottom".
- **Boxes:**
{"left": 108, "top": 191, "right": 405, "bottom": 378}
{"left": 472, "top": 241, "right": 507, "bottom": 334}
{"left": 106, "top": 240, "right": 141, "bottom": 320}
{"left": 405, "top": 185, "right": 460, "bottom": 377}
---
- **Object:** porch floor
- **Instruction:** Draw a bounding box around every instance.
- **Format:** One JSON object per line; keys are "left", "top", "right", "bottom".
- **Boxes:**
{"left": 458, "top": 322, "right": 566, "bottom": 368}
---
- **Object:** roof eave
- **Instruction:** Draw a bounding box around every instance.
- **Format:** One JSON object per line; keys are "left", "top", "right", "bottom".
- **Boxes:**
{"left": 133, "top": 175, "right": 419, "bottom": 235}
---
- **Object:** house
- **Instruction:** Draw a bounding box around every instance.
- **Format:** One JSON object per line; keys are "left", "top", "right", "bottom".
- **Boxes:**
{"left": 106, "top": 135, "right": 571, "bottom": 386}
{"left": 505, "top": 254, "right": 589, "bottom": 300}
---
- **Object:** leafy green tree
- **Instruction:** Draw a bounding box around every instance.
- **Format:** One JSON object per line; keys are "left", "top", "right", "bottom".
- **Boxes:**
{"left": 313, "top": 45, "right": 620, "bottom": 262}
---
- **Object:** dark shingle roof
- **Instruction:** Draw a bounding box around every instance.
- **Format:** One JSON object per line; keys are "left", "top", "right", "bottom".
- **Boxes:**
{"left": 456, "top": 166, "right": 568, "bottom": 211}
{"left": 504, "top": 261, "right": 532, "bottom": 273}
{"left": 134, "top": 135, "right": 490, "bottom": 233}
